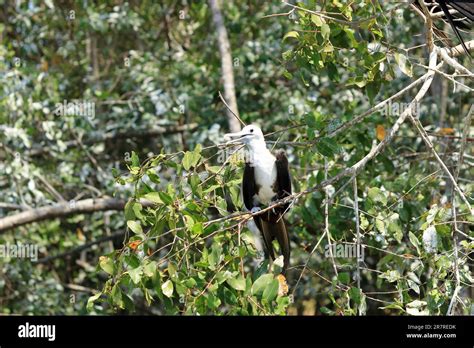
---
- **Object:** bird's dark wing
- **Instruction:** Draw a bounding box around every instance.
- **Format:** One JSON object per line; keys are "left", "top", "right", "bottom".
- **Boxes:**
{"left": 414, "top": 1, "right": 473, "bottom": 56}
{"left": 242, "top": 163, "right": 258, "bottom": 211}
{"left": 438, "top": 0, "right": 473, "bottom": 56}
{"left": 242, "top": 163, "right": 274, "bottom": 259}
{"left": 273, "top": 150, "right": 292, "bottom": 274}
{"left": 444, "top": 1, "right": 474, "bottom": 24}
{"left": 274, "top": 150, "right": 292, "bottom": 212}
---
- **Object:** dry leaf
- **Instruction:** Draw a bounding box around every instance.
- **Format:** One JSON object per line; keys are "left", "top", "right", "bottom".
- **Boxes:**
{"left": 129, "top": 240, "right": 140, "bottom": 250}
{"left": 277, "top": 274, "right": 289, "bottom": 296}
{"left": 376, "top": 125, "right": 386, "bottom": 141}
{"left": 76, "top": 227, "right": 85, "bottom": 241}
{"left": 439, "top": 128, "right": 454, "bottom": 135}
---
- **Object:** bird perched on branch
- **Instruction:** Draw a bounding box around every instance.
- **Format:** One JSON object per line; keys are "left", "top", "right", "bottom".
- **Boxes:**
{"left": 224, "top": 125, "right": 292, "bottom": 274}
{"left": 413, "top": 0, "right": 473, "bottom": 56}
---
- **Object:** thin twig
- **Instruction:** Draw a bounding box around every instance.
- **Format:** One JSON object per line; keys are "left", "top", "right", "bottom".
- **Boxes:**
{"left": 448, "top": 104, "right": 472, "bottom": 315}
{"left": 324, "top": 158, "right": 338, "bottom": 277}
{"left": 353, "top": 177, "right": 361, "bottom": 301}
{"left": 218, "top": 90, "right": 246, "bottom": 127}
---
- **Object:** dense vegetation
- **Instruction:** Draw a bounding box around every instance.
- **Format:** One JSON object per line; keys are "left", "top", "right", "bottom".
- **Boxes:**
{"left": 0, "top": 1, "right": 472, "bottom": 315}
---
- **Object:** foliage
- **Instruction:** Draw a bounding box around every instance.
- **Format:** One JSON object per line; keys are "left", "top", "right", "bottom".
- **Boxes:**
{"left": 0, "top": 1, "right": 472, "bottom": 315}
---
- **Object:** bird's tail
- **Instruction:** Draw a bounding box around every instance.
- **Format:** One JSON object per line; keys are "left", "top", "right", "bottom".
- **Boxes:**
{"left": 438, "top": 0, "right": 473, "bottom": 57}
{"left": 260, "top": 217, "right": 290, "bottom": 275}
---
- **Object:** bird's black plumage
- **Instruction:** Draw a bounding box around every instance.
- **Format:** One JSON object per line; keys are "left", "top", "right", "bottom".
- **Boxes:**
{"left": 243, "top": 150, "right": 292, "bottom": 274}
{"left": 414, "top": 0, "right": 473, "bottom": 56}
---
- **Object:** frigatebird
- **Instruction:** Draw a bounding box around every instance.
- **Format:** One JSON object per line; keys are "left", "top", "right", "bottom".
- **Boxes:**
{"left": 224, "top": 125, "right": 292, "bottom": 274}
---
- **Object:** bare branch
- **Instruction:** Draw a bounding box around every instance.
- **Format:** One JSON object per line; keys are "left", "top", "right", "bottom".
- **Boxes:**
{"left": 353, "top": 177, "right": 361, "bottom": 295}
{"left": 0, "top": 198, "right": 126, "bottom": 233}
{"left": 437, "top": 46, "right": 473, "bottom": 77}
{"left": 324, "top": 159, "right": 338, "bottom": 276}
{"left": 218, "top": 91, "right": 246, "bottom": 127}
{"left": 407, "top": 114, "right": 473, "bottom": 215}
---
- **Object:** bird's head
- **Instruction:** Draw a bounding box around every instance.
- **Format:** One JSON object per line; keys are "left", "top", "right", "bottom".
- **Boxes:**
{"left": 223, "top": 125, "right": 265, "bottom": 147}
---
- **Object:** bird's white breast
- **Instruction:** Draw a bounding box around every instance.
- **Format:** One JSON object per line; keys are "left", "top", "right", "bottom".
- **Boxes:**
{"left": 252, "top": 151, "right": 277, "bottom": 205}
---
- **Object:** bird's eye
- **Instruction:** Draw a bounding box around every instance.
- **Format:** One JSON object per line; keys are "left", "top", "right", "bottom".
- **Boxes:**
{"left": 250, "top": 129, "right": 254, "bottom": 133}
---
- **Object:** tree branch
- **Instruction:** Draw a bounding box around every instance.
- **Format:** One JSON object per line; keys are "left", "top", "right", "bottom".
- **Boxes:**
{"left": 0, "top": 198, "right": 126, "bottom": 233}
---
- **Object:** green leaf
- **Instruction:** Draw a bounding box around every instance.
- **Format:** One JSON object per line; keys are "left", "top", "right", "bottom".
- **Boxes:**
{"left": 111, "top": 284, "right": 124, "bottom": 308}
{"left": 406, "top": 300, "right": 428, "bottom": 315}
{"left": 184, "top": 278, "right": 197, "bottom": 288}
{"left": 338, "top": 272, "right": 350, "bottom": 284}
{"left": 368, "top": 187, "right": 387, "bottom": 206}
{"left": 143, "top": 261, "right": 157, "bottom": 278}
{"left": 132, "top": 202, "right": 144, "bottom": 221}
{"left": 87, "top": 292, "right": 102, "bottom": 312}
{"left": 348, "top": 287, "right": 361, "bottom": 305}
{"left": 409, "top": 231, "right": 421, "bottom": 254}
{"left": 283, "top": 31, "right": 299, "bottom": 40}
{"left": 124, "top": 199, "right": 136, "bottom": 221}
{"left": 128, "top": 266, "right": 143, "bottom": 284}
{"left": 111, "top": 168, "right": 120, "bottom": 178}
{"left": 282, "top": 49, "right": 293, "bottom": 61}
{"left": 227, "top": 276, "right": 246, "bottom": 291}
{"left": 311, "top": 14, "right": 324, "bottom": 27}
{"left": 251, "top": 274, "right": 274, "bottom": 297}
{"left": 162, "top": 280, "right": 174, "bottom": 298}
{"left": 182, "top": 149, "right": 201, "bottom": 171}
{"left": 127, "top": 220, "right": 143, "bottom": 234}
{"left": 158, "top": 191, "right": 173, "bottom": 205}
{"left": 366, "top": 80, "right": 380, "bottom": 104}
{"left": 394, "top": 52, "right": 413, "bottom": 77}
{"left": 375, "top": 216, "right": 386, "bottom": 234}
{"left": 380, "top": 270, "right": 401, "bottom": 283}
{"left": 321, "top": 23, "right": 330, "bottom": 40}
{"left": 207, "top": 292, "right": 221, "bottom": 310}
{"left": 316, "top": 137, "right": 340, "bottom": 157}
{"left": 208, "top": 243, "right": 222, "bottom": 270}
{"left": 262, "top": 278, "right": 279, "bottom": 302}
{"left": 131, "top": 151, "right": 140, "bottom": 167}
{"left": 99, "top": 256, "right": 114, "bottom": 275}
{"left": 142, "top": 192, "right": 163, "bottom": 204}
{"left": 388, "top": 213, "right": 402, "bottom": 242}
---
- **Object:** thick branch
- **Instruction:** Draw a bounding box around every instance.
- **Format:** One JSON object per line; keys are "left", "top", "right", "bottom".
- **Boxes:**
{"left": 443, "top": 39, "right": 474, "bottom": 58}
{"left": 438, "top": 46, "right": 473, "bottom": 77}
{"left": 0, "top": 198, "right": 126, "bottom": 233}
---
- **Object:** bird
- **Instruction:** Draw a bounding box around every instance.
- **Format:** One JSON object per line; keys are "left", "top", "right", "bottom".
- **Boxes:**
{"left": 224, "top": 125, "right": 292, "bottom": 274}
{"left": 413, "top": 0, "right": 473, "bottom": 56}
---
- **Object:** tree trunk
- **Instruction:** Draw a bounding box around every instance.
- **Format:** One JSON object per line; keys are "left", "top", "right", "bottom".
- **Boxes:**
{"left": 209, "top": 0, "right": 241, "bottom": 133}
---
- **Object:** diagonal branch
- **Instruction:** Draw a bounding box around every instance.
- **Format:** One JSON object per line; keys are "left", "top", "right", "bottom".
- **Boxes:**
{"left": 407, "top": 114, "right": 473, "bottom": 215}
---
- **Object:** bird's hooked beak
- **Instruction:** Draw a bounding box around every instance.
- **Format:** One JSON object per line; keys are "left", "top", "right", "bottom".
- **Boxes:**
{"left": 223, "top": 129, "right": 252, "bottom": 145}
